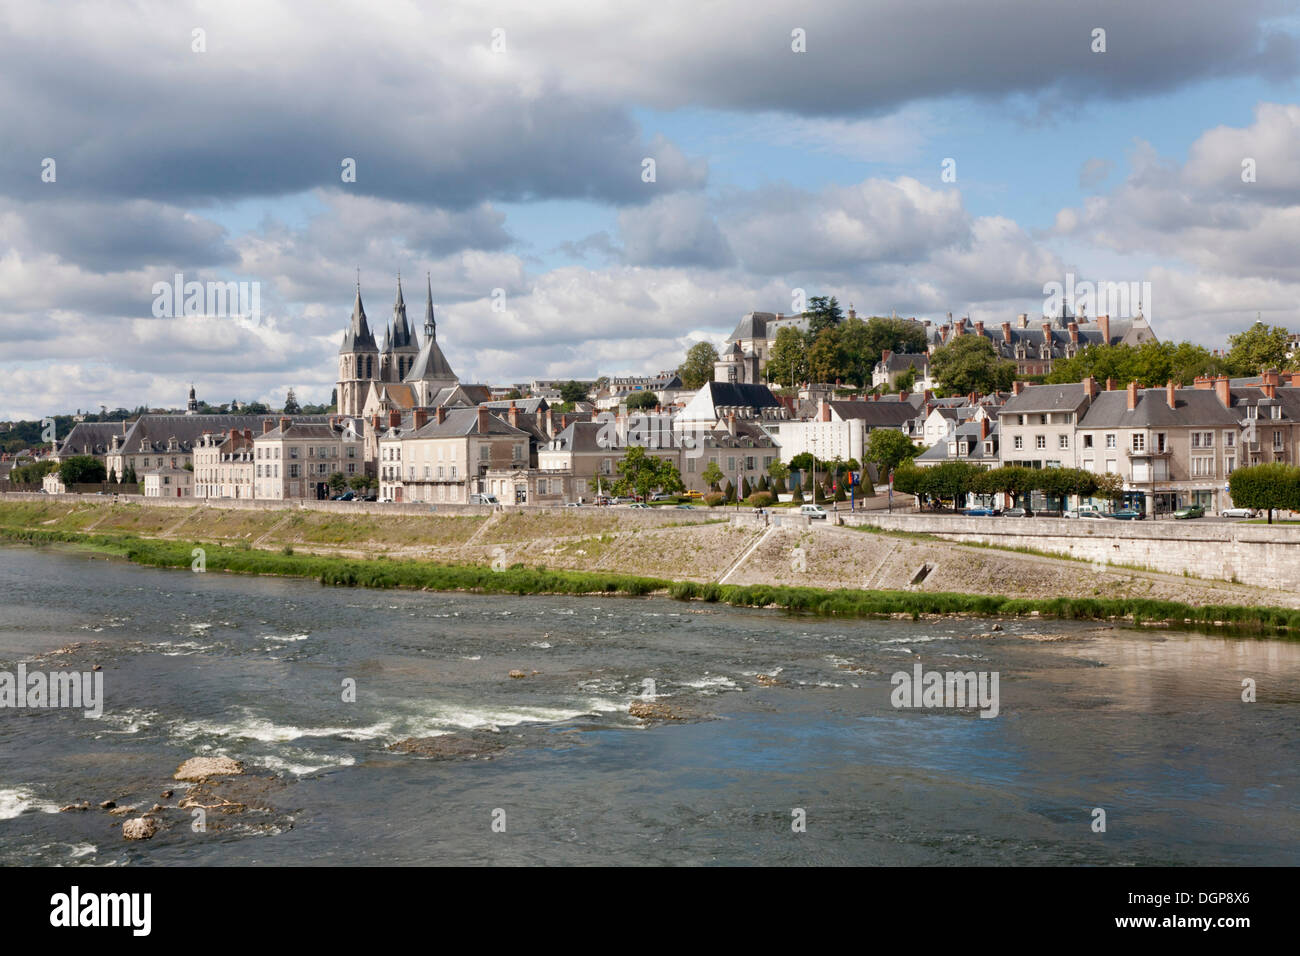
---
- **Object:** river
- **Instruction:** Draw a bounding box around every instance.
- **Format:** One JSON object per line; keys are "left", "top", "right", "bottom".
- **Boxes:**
{"left": 0, "top": 544, "right": 1296, "bottom": 865}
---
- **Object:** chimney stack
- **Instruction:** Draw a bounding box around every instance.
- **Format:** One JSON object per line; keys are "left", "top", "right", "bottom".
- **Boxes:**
{"left": 1084, "top": 376, "right": 1098, "bottom": 400}
{"left": 727, "top": 412, "right": 737, "bottom": 435}
{"left": 1002, "top": 321, "right": 1012, "bottom": 344}
{"left": 1215, "top": 376, "right": 1232, "bottom": 409}
{"left": 1018, "top": 313, "right": 1029, "bottom": 329}
{"left": 898, "top": 390, "right": 909, "bottom": 403}
{"left": 1126, "top": 380, "right": 1138, "bottom": 411}
{"left": 1262, "top": 369, "right": 1279, "bottom": 399}
{"left": 477, "top": 406, "right": 489, "bottom": 435}
{"left": 975, "top": 320, "right": 985, "bottom": 336}
{"left": 1106, "top": 378, "right": 1115, "bottom": 391}
{"left": 882, "top": 349, "right": 892, "bottom": 366}
{"left": 413, "top": 408, "right": 428, "bottom": 430}
{"left": 980, "top": 417, "right": 990, "bottom": 439}
{"left": 229, "top": 428, "right": 239, "bottom": 443}
{"left": 1098, "top": 313, "right": 1110, "bottom": 345}
{"left": 388, "top": 410, "right": 401, "bottom": 428}
{"left": 243, "top": 429, "right": 252, "bottom": 442}
{"left": 279, "top": 416, "right": 291, "bottom": 432}
{"left": 263, "top": 418, "right": 274, "bottom": 434}
{"left": 508, "top": 400, "right": 518, "bottom": 429}
{"left": 818, "top": 399, "right": 831, "bottom": 422}
{"left": 1012, "top": 381, "right": 1024, "bottom": 396}
{"left": 1068, "top": 321, "right": 1079, "bottom": 344}
{"left": 436, "top": 406, "right": 446, "bottom": 425}
{"left": 1166, "top": 380, "right": 1177, "bottom": 410}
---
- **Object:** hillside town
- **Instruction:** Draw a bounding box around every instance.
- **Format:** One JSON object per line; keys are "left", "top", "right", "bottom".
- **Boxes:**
{"left": 3, "top": 280, "right": 1298, "bottom": 520}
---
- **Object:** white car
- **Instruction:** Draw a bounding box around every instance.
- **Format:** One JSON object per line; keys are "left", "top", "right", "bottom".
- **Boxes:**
{"left": 1221, "top": 507, "right": 1257, "bottom": 519}
{"left": 799, "top": 504, "right": 828, "bottom": 520}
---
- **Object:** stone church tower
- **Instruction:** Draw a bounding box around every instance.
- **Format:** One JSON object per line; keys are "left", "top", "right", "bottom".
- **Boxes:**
{"left": 337, "top": 279, "right": 379, "bottom": 417}
{"left": 380, "top": 275, "right": 421, "bottom": 383}
{"left": 403, "top": 274, "right": 459, "bottom": 405}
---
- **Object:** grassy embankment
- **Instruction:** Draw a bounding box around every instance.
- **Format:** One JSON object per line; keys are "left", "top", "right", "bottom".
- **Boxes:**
{"left": 2, "top": 517, "right": 1299, "bottom": 634}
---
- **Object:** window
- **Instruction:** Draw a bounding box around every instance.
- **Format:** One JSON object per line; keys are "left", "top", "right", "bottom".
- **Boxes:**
{"left": 984, "top": 441, "right": 993, "bottom": 455}
{"left": 1225, "top": 456, "right": 1236, "bottom": 475}
{"left": 1105, "top": 433, "right": 1116, "bottom": 449}
{"left": 1191, "top": 457, "right": 1214, "bottom": 477}
{"left": 480, "top": 445, "right": 490, "bottom": 461}
{"left": 1083, "top": 434, "right": 1093, "bottom": 449}
{"left": 727, "top": 456, "right": 736, "bottom": 471}
{"left": 746, "top": 456, "right": 756, "bottom": 471}
{"left": 1105, "top": 459, "right": 1117, "bottom": 474}
{"left": 1247, "top": 405, "right": 1258, "bottom": 419}
{"left": 289, "top": 464, "right": 300, "bottom": 478}
{"left": 1132, "top": 433, "right": 1145, "bottom": 452}
{"left": 1035, "top": 435, "right": 1046, "bottom": 449}
{"left": 1014, "top": 436, "right": 1023, "bottom": 450}
{"left": 1274, "top": 430, "right": 1284, "bottom": 450}
{"left": 1271, "top": 405, "right": 1281, "bottom": 419}
{"left": 1058, "top": 434, "right": 1069, "bottom": 449}
{"left": 289, "top": 446, "right": 298, "bottom": 459}
{"left": 1224, "top": 431, "right": 1235, "bottom": 448}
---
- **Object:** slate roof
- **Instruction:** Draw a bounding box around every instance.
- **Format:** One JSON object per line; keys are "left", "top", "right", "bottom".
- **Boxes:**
{"left": 339, "top": 286, "right": 378, "bottom": 354}
{"left": 998, "top": 384, "right": 1091, "bottom": 415}
{"left": 1078, "top": 389, "right": 1244, "bottom": 429}
{"left": 117, "top": 415, "right": 329, "bottom": 454}
{"left": 58, "top": 422, "right": 129, "bottom": 457}
{"left": 827, "top": 400, "right": 919, "bottom": 428}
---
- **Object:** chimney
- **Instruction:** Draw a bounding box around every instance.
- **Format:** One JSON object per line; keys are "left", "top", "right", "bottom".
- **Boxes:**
{"left": 872, "top": 393, "right": 880, "bottom": 402}
{"left": 1193, "top": 376, "right": 1212, "bottom": 390}
{"left": 980, "top": 417, "right": 990, "bottom": 439}
{"left": 1018, "top": 313, "right": 1029, "bottom": 329}
{"left": 121, "top": 421, "right": 127, "bottom": 435}
{"left": 898, "top": 390, "right": 909, "bottom": 403}
{"left": 1002, "top": 321, "right": 1012, "bottom": 344}
{"left": 1098, "top": 313, "right": 1110, "bottom": 345}
{"left": 263, "top": 418, "right": 274, "bottom": 434}
{"left": 561, "top": 414, "right": 568, "bottom": 430}
{"left": 1106, "top": 377, "right": 1115, "bottom": 391}
{"left": 413, "top": 408, "right": 428, "bottom": 430}
{"left": 1215, "top": 376, "right": 1232, "bottom": 409}
{"left": 818, "top": 399, "right": 830, "bottom": 422}
{"left": 1126, "top": 380, "right": 1138, "bottom": 411}
{"left": 1166, "top": 380, "right": 1177, "bottom": 410}
{"left": 1084, "top": 376, "right": 1098, "bottom": 400}
{"left": 477, "top": 405, "right": 490, "bottom": 435}
{"left": 1286, "top": 371, "right": 1300, "bottom": 388}
{"left": 1262, "top": 369, "right": 1279, "bottom": 399}
{"left": 882, "top": 349, "right": 892, "bottom": 366}
{"left": 388, "top": 410, "right": 401, "bottom": 428}
{"left": 975, "top": 320, "right": 985, "bottom": 336}
{"left": 1068, "top": 321, "right": 1079, "bottom": 344}
{"left": 229, "top": 428, "right": 239, "bottom": 443}
{"left": 279, "top": 417, "right": 291, "bottom": 433}
{"left": 243, "top": 429, "right": 252, "bottom": 442}
{"left": 727, "top": 412, "right": 737, "bottom": 435}
{"left": 508, "top": 400, "right": 518, "bottom": 429}
{"left": 1012, "top": 381, "right": 1024, "bottom": 396}
{"left": 436, "top": 406, "right": 446, "bottom": 425}
{"left": 1041, "top": 321, "right": 1052, "bottom": 342}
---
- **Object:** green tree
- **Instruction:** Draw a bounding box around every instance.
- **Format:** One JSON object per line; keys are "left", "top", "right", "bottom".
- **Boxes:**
{"left": 929, "top": 335, "right": 1016, "bottom": 396}
{"left": 560, "top": 380, "right": 590, "bottom": 404}
{"left": 723, "top": 479, "right": 736, "bottom": 503}
{"left": 1226, "top": 322, "right": 1290, "bottom": 377}
{"left": 612, "top": 445, "right": 683, "bottom": 501}
{"left": 123, "top": 464, "right": 138, "bottom": 486}
{"left": 864, "top": 429, "right": 919, "bottom": 477}
{"left": 1094, "top": 472, "right": 1124, "bottom": 508}
{"left": 807, "top": 326, "right": 848, "bottom": 384}
{"left": 679, "top": 342, "right": 720, "bottom": 390}
{"left": 803, "top": 295, "right": 844, "bottom": 338}
{"left": 1228, "top": 462, "right": 1300, "bottom": 524}
{"left": 701, "top": 460, "right": 724, "bottom": 491}
{"left": 327, "top": 472, "right": 348, "bottom": 495}
{"left": 624, "top": 390, "right": 660, "bottom": 411}
{"left": 894, "top": 366, "right": 918, "bottom": 393}
{"left": 766, "top": 459, "right": 789, "bottom": 494}
{"left": 283, "top": 389, "right": 301, "bottom": 414}
{"left": 58, "top": 455, "right": 106, "bottom": 486}
{"left": 766, "top": 326, "right": 807, "bottom": 387}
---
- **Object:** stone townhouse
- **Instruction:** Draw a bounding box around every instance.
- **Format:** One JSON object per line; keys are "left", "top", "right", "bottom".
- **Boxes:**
{"left": 997, "top": 380, "right": 1098, "bottom": 470}
{"left": 253, "top": 417, "right": 366, "bottom": 501}
{"left": 142, "top": 466, "right": 193, "bottom": 498}
{"left": 193, "top": 427, "right": 256, "bottom": 499}
{"left": 105, "top": 413, "right": 328, "bottom": 482}
{"left": 378, "top": 405, "right": 529, "bottom": 504}
{"left": 538, "top": 417, "right": 682, "bottom": 501}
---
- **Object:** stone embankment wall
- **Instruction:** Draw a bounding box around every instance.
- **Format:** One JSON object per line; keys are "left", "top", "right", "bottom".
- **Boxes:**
{"left": 835, "top": 513, "right": 1300, "bottom": 591}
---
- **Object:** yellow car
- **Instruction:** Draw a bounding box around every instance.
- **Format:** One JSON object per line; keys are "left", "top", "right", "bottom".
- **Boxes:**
{"left": 683, "top": 490, "right": 704, "bottom": 500}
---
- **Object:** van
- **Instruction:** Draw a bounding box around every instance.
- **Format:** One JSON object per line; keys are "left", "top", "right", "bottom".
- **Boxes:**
{"left": 469, "top": 493, "right": 500, "bottom": 505}
{"left": 799, "top": 504, "right": 828, "bottom": 520}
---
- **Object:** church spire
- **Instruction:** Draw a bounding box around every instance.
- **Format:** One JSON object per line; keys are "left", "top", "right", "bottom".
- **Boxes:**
{"left": 424, "top": 272, "right": 436, "bottom": 340}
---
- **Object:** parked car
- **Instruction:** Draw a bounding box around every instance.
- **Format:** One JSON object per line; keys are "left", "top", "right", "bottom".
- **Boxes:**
{"left": 564, "top": 501, "right": 582, "bottom": 508}
{"left": 1172, "top": 504, "right": 1205, "bottom": 519}
{"left": 332, "top": 491, "right": 355, "bottom": 501}
{"left": 964, "top": 507, "right": 997, "bottom": 516}
{"left": 627, "top": 502, "right": 650, "bottom": 509}
{"left": 800, "top": 504, "right": 828, "bottom": 520}
{"left": 1064, "top": 506, "right": 1103, "bottom": 519}
{"left": 683, "top": 490, "right": 704, "bottom": 500}
{"left": 674, "top": 504, "right": 694, "bottom": 510}
{"left": 1221, "top": 507, "right": 1257, "bottom": 519}
{"left": 1108, "top": 509, "right": 1145, "bottom": 520}
{"left": 1078, "top": 510, "right": 1105, "bottom": 519}
{"left": 468, "top": 493, "right": 499, "bottom": 505}
{"left": 1001, "top": 507, "right": 1032, "bottom": 518}
{"left": 650, "top": 493, "right": 675, "bottom": 502}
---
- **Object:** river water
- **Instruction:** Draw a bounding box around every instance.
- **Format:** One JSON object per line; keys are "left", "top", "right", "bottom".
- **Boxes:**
{"left": 0, "top": 544, "right": 1296, "bottom": 866}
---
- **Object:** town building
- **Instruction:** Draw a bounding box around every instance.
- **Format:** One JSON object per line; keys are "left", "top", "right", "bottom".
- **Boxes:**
{"left": 253, "top": 417, "right": 366, "bottom": 501}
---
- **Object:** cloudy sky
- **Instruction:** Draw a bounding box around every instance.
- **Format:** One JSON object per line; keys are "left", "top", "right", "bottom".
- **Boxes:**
{"left": 2, "top": 0, "right": 1298, "bottom": 418}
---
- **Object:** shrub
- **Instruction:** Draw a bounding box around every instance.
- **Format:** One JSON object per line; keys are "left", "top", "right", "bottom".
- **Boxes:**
{"left": 703, "top": 492, "right": 725, "bottom": 507}
{"left": 746, "top": 491, "right": 774, "bottom": 508}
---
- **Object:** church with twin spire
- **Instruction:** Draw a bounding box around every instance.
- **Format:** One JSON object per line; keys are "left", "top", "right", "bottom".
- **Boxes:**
{"left": 337, "top": 274, "right": 460, "bottom": 417}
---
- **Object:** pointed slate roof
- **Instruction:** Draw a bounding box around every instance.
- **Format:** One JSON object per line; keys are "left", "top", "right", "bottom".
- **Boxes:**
{"left": 392, "top": 276, "right": 418, "bottom": 351}
{"left": 404, "top": 279, "right": 458, "bottom": 385}
{"left": 339, "top": 282, "right": 378, "bottom": 354}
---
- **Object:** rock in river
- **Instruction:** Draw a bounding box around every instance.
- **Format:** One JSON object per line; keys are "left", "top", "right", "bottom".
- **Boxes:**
{"left": 174, "top": 756, "right": 244, "bottom": 782}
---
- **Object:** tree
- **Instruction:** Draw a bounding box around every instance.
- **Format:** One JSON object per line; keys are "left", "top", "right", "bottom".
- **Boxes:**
{"left": 559, "top": 380, "right": 590, "bottom": 404}
{"left": 894, "top": 366, "right": 918, "bottom": 393}
{"left": 283, "top": 389, "right": 301, "bottom": 414}
{"left": 1094, "top": 472, "right": 1124, "bottom": 508}
{"left": 723, "top": 479, "right": 736, "bottom": 503}
{"left": 679, "top": 342, "right": 720, "bottom": 390}
{"left": 58, "top": 456, "right": 106, "bottom": 487}
{"left": 329, "top": 388, "right": 337, "bottom": 411}
{"left": 803, "top": 295, "right": 844, "bottom": 338}
{"left": 766, "top": 326, "right": 807, "bottom": 387}
{"left": 612, "top": 445, "right": 683, "bottom": 501}
{"left": 327, "top": 472, "right": 348, "bottom": 495}
{"left": 1047, "top": 341, "right": 1224, "bottom": 387}
{"left": 1228, "top": 462, "right": 1300, "bottom": 524}
{"left": 766, "top": 459, "right": 789, "bottom": 494}
{"left": 929, "top": 335, "right": 1016, "bottom": 396}
{"left": 504, "top": 389, "right": 523, "bottom": 401}
{"left": 864, "top": 429, "right": 919, "bottom": 477}
{"left": 123, "top": 464, "right": 138, "bottom": 485}
{"left": 1226, "top": 322, "right": 1290, "bottom": 377}
{"left": 807, "top": 326, "right": 847, "bottom": 384}
{"left": 701, "top": 460, "right": 724, "bottom": 491}
{"left": 625, "top": 390, "right": 660, "bottom": 411}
